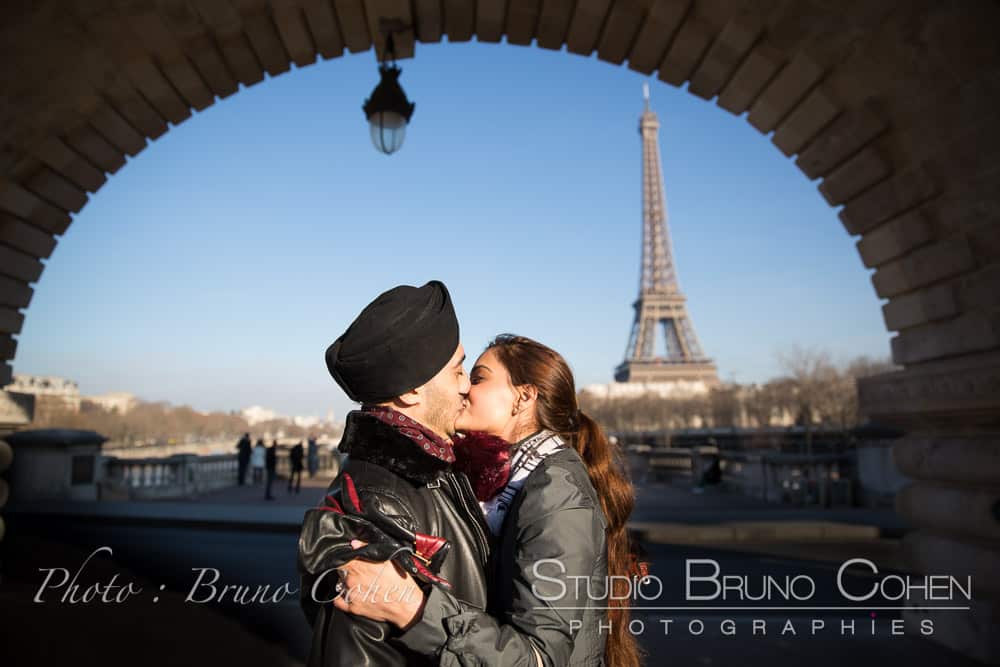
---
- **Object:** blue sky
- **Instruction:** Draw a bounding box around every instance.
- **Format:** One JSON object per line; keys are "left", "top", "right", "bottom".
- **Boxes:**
{"left": 15, "top": 41, "right": 890, "bottom": 420}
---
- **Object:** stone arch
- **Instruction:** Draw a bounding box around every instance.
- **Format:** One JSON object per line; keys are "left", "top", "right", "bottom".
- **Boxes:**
{"left": 0, "top": 0, "right": 998, "bottom": 660}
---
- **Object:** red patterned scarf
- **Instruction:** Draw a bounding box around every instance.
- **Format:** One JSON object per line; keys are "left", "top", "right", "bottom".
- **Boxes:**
{"left": 360, "top": 406, "right": 513, "bottom": 500}
{"left": 361, "top": 405, "right": 456, "bottom": 464}
{"left": 452, "top": 431, "right": 513, "bottom": 502}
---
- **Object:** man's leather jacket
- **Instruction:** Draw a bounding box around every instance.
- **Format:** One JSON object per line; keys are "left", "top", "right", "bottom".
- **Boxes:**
{"left": 298, "top": 410, "right": 491, "bottom": 666}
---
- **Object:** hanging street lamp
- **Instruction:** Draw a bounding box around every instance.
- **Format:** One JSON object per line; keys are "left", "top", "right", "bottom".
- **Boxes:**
{"left": 363, "top": 31, "right": 415, "bottom": 155}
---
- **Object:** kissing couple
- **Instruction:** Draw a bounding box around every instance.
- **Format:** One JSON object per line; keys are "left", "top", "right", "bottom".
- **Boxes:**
{"left": 298, "top": 280, "right": 647, "bottom": 666}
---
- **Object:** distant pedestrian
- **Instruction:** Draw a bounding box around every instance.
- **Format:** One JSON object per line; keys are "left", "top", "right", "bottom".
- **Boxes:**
{"left": 235, "top": 433, "right": 252, "bottom": 486}
{"left": 288, "top": 441, "right": 304, "bottom": 494}
{"left": 251, "top": 439, "right": 266, "bottom": 484}
{"left": 264, "top": 440, "right": 278, "bottom": 500}
{"left": 255, "top": 437, "right": 266, "bottom": 470}
{"left": 701, "top": 457, "right": 722, "bottom": 486}
{"left": 306, "top": 435, "right": 319, "bottom": 478}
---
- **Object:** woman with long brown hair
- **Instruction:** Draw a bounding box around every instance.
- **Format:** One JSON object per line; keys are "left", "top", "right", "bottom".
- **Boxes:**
{"left": 333, "top": 334, "right": 646, "bottom": 666}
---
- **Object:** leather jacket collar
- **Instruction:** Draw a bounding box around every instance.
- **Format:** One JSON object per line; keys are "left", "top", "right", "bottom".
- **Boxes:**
{"left": 338, "top": 410, "right": 451, "bottom": 485}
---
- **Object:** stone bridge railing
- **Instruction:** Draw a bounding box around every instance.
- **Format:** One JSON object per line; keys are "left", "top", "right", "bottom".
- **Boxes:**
{"left": 99, "top": 448, "right": 341, "bottom": 500}
{"left": 100, "top": 453, "right": 239, "bottom": 500}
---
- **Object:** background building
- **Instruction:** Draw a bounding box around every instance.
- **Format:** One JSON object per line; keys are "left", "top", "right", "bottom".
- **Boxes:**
{"left": 4, "top": 375, "right": 81, "bottom": 420}
{"left": 82, "top": 392, "right": 138, "bottom": 414}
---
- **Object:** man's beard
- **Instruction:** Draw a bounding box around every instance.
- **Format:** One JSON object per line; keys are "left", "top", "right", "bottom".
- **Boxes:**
{"left": 422, "top": 384, "right": 461, "bottom": 438}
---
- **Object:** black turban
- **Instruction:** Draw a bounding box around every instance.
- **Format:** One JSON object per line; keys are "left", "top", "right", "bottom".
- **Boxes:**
{"left": 326, "top": 280, "right": 460, "bottom": 403}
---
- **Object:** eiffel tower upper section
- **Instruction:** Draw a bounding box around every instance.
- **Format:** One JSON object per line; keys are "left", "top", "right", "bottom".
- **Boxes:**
{"left": 615, "top": 86, "right": 719, "bottom": 386}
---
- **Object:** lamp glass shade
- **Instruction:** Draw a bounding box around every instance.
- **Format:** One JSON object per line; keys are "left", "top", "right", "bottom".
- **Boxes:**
{"left": 368, "top": 110, "right": 408, "bottom": 154}
{"left": 368, "top": 111, "right": 406, "bottom": 155}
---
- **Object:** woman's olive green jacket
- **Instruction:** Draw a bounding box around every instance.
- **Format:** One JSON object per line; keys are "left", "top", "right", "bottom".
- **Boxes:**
{"left": 397, "top": 446, "right": 610, "bottom": 666}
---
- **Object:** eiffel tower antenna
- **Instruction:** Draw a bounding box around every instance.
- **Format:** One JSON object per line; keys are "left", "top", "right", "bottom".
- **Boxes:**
{"left": 615, "top": 93, "right": 719, "bottom": 386}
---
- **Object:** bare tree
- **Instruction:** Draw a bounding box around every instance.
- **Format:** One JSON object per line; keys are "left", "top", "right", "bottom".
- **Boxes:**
{"left": 28, "top": 389, "right": 347, "bottom": 450}
{"left": 708, "top": 386, "right": 739, "bottom": 428}
{"left": 582, "top": 347, "right": 896, "bottom": 438}
{"left": 776, "top": 346, "right": 837, "bottom": 454}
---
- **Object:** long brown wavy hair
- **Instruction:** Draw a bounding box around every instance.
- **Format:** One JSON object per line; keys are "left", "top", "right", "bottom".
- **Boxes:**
{"left": 487, "top": 334, "right": 645, "bottom": 667}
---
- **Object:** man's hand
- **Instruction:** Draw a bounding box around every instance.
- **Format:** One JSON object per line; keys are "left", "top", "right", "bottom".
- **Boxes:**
{"left": 332, "top": 540, "right": 428, "bottom": 629}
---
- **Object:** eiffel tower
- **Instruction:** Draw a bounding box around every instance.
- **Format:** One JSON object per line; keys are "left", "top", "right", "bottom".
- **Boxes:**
{"left": 615, "top": 85, "right": 719, "bottom": 386}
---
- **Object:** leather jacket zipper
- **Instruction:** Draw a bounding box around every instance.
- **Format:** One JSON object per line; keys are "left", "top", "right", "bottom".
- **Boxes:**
{"left": 445, "top": 472, "right": 492, "bottom": 570}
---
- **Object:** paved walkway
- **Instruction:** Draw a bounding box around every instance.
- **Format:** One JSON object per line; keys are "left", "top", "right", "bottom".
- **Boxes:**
{"left": 156, "top": 466, "right": 907, "bottom": 541}
{"left": 632, "top": 476, "right": 907, "bottom": 535}
{"left": 6, "top": 464, "right": 972, "bottom": 666}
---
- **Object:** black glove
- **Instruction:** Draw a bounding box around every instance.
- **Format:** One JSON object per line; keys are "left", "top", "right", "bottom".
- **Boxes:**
{"left": 313, "top": 472, "right": 453, "bottom": 590}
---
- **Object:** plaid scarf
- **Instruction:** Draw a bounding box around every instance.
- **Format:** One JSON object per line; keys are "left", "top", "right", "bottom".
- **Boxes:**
{"left": 478, "top": 430, "right": 566, "bottom": 534}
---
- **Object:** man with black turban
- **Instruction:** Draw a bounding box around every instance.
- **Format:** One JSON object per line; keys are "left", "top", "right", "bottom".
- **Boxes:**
{"left": 298, "top": 280, "right": 491, "bottom": 667}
